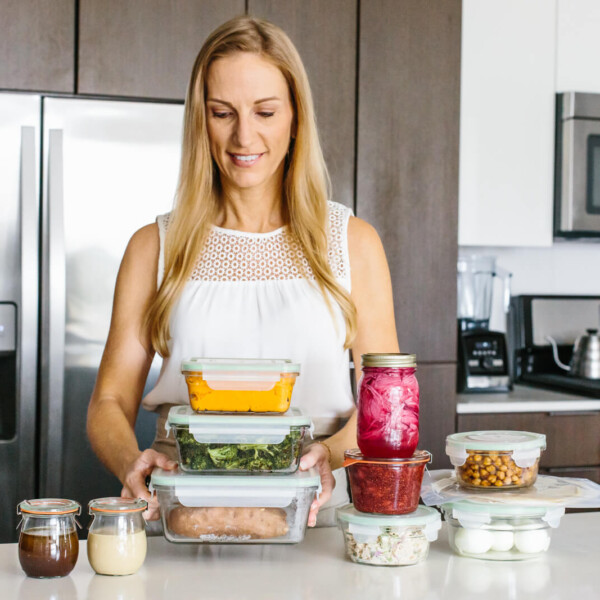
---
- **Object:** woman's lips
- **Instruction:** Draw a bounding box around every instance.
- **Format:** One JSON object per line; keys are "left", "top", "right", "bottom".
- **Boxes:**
{"left": 228, "top": 152, "right": 264, "bottom": 167}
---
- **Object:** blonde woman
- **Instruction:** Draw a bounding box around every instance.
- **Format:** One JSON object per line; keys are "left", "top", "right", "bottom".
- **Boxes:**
{"left": 87, "top": 15, "right": 399, "bottom": 527}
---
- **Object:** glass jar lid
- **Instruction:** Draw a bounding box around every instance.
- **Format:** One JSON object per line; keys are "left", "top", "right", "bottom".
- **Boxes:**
{"left": 343, "top": 449, "right": 431, "bottom": 467}
{"left": 88, "top": 497, "right": 148, "bottom": 514}
{"left": 361, "top": 353, "right": 417, "bottom": 368}
{"left": 18, "top": 498, "right": 81, "bottom": 516}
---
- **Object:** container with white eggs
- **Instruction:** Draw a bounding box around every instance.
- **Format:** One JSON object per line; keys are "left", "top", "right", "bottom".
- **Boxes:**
{"left": 442, "top": 501, "right": 565, "bottom": 561}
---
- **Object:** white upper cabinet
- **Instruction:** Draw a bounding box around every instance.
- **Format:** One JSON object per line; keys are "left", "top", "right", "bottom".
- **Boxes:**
{"left": 458, "top": 0, "right": 557, "bottom": 247}
{"left": 556, "top": 0, "right": 600, "bottom": 93}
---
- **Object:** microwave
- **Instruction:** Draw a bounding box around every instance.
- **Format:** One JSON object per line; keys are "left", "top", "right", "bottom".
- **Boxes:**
{"left": 555, "top": 92, "right": 600, "bottom": 237}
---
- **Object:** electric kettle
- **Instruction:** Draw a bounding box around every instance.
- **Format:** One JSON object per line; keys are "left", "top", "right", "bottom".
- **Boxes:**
{"left": 547, "top": 329, "right": 600, "bottom": 380}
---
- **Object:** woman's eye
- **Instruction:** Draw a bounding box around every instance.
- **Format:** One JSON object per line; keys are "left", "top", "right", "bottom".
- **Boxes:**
{"left": 212, "top": 112, "right": 231, "bottom": 119}
{"left": 258, "top": 112, "right": 275, "bottom": 118}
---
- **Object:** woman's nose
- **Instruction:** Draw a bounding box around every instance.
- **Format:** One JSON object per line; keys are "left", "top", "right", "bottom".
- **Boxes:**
{"left": 233, "top": 115, "right": 253, "bottom": 148}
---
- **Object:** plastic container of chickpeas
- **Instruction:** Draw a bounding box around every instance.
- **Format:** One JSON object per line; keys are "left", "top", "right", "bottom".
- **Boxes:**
{"left": 445, "top": 431, "right": 546, "bottom": 490}
{"left": 442, "top": 500, "right": 564, "bottom": 561}
{"left": 181, "top": 358, "right": 300, "bottom": 413}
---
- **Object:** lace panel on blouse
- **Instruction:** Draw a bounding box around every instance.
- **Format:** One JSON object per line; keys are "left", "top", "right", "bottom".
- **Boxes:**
{"left": 160, "top": 201, "right": 351, "bottom": 283}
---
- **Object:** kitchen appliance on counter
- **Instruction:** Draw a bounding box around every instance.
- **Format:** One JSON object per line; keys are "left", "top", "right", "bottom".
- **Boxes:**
{"left": 509, "top": 295, "right": 600, "bottom": 397}
{"left": 456, "top": 256, "right": 512, "bottom": 393}
{"left": 555, "top": 92, "right": 600, "bottom": 238}
{"left": 0, "top": 93, "right": 184, "bottom": 542}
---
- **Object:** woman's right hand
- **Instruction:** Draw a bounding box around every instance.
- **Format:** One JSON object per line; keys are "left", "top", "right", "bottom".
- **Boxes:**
{"left": 120, "top": 448, "right": 178, "bottom": 521}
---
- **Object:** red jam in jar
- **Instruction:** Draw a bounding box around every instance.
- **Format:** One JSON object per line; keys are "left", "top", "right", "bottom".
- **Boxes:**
{"left": 357, "top": 353, "right": 419, "bottom": 459}
{"left": 344, "top": 449, "right": 431, "bottom": 515}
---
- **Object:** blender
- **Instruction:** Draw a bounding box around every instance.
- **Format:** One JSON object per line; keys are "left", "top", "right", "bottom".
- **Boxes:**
{"left": 457, "top": 255, "right": 512, "bottom": 393}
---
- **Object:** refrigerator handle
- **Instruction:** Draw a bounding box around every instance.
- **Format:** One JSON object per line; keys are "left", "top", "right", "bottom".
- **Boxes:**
{"left": 40, "top": 129, "right": 66, "bottom": 496}
{"left": 18, "top": 126, "right": 39, "bottom": 494}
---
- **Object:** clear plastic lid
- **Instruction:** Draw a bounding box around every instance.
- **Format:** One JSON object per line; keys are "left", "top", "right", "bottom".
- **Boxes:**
{"left": 442, "top": 500, "right": 565, "bottom": 528}
{"left": 88, "top": 497, "right": 148, "bottom": 514}
{"left": 150, "top": 467, "right": 320, "bottom": 489}
{"left": 337, "top": 505, "right": 441, "bottom": 541}
{"left": 167, "top": 405, "right": 313, "bottom": 444}
{"left": 446, "top": 431, "right": 546, "bottom": 467}
{"left": 18, "top": 498, "right": 81, "bottom": 516}
{"left": 181, "top": 357, "right": 301, "bottom": 375}
{"left": 343, "top": 449, "right": 431, "bottom": 467}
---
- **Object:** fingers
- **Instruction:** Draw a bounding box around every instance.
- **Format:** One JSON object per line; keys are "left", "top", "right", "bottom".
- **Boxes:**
{"left": 302, "top": 444, "right": 337, "bottom": 527}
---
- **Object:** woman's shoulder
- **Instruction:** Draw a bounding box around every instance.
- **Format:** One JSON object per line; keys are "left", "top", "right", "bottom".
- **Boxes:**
{"left": 123, "top": 222, "right": 160, "bottom": 266}
{"left": 347, "top": 215, "right": 385, "bottom": 268}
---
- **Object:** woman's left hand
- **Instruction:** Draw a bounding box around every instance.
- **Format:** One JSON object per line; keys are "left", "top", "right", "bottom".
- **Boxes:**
{"left": 299, "top": 443, "right": 336, "bottom": 527}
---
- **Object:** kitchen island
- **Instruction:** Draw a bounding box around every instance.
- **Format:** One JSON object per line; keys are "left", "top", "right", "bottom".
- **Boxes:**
{"left": 1, "top": 513, "right": 598, "bottom": 599}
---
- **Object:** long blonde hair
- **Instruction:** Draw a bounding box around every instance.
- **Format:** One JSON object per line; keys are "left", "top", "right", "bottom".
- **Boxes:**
{"left": 147, "top": 15, "right": 357, "bottom": 356}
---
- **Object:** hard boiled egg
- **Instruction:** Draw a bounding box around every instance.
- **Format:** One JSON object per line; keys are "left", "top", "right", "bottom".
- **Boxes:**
{"left": 514, "top": 529, "right": 550, "bottom": 554}
{"left": 453, "top": 528, "right": 493, "bottom": 554}
{"left": 490, "top": 530, "right": 514, "bottom": 552}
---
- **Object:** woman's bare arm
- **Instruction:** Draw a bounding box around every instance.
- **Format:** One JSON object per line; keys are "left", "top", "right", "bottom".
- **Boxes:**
{"left": 87, "top": 223, "right": 176, "bottom": 517}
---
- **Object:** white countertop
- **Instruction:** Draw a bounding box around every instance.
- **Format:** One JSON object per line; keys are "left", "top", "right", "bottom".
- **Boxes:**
{"left": 1, "top": 513, "right": 599, "bottom": 599}
{"left": 457, "top": 383, "right": 600, "bottom": 414}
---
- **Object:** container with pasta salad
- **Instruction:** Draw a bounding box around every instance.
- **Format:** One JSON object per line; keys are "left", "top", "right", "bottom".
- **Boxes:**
{"left": 336, "top": 505, "right": 441, "bottom": 566}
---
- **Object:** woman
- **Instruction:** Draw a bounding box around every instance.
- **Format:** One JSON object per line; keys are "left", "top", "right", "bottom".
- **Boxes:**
{"left": 87, "top": 15, "right": 399, "bottom": 527}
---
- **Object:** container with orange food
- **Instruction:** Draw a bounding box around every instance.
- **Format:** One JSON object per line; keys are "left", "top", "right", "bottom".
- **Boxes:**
{"left": 181, "top": 358, "right": 300, "bottom": 413}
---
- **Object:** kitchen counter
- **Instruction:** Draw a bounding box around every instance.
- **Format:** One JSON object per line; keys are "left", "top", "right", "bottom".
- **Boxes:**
{"left": 457, "top": 383, "right": 600, "bottom": 414}
{"left": 1, "top": 513, "right": 599, "bottom": 599}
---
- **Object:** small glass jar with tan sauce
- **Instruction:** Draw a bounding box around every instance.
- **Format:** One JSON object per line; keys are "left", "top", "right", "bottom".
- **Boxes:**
{"left": 87, "top": 497, "right": 147, "bottom": 576}
{"left": 17, "top": 498, "right": 81, "bottom": 578}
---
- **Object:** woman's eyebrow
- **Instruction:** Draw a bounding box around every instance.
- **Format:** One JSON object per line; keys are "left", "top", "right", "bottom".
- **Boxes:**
{"left": 206, "top": 96, "right": 281, "bottom": 105}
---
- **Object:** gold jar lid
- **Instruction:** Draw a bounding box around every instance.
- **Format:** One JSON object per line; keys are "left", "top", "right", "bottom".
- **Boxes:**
{"left": 361, "top": 353, "right": 417, "bottom": 368}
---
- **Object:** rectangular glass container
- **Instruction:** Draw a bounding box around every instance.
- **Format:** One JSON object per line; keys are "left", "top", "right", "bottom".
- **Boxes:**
{"left": 181, "top": 358, "right": 300, "bottom": 413}
{"left": 167, "top": 406, "right": 312, "bottom": 474}
{"left": 150, "top": 468, "right": 320, "bottom": 544}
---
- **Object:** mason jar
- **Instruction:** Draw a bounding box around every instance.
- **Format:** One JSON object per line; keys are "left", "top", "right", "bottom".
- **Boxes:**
{"left": 357, "top": 353, "right": 419, "bottom": 458}
{"left": 17, "top": 498, "right": 81, "bottom": 578}
{"left": 87, "top": 497, "right": 148, "bottom": 576}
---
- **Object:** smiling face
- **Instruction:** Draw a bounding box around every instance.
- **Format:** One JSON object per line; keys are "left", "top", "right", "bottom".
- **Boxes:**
{"left": 205, "top": 52, "right": 295, "bottom": 200}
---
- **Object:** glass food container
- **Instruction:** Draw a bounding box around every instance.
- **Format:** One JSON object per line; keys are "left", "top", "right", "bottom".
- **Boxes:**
{"left": 442, "top": 501, "right": 564, "bottom": 561}
{"left": 445, "top": 431, "right": 546, "bottom": 489}
{"left": 181, "top": 358, "right": 301, "bottom": 413}
{"left": 167, "top": 406, "right": 313, "bottom": 473}
{"left": 17, "top": 498, "right": 81, "bottom": 578}
{"left": 87, "top": 497, "right": 148, "bottom": 576}
{"left": 344, "top": 449, "right": 431, "bottom": 514}
{"left": 337, "top": 505, "right": 441, "bottom": 566}
{"left": 357, "top": 353, "right": 419, "bottom": 458}
{"left": 150, "top": 467, "right": 320, "bottom": 544}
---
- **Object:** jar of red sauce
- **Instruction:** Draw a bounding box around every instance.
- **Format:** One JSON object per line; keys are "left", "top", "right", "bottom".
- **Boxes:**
{"left": 357, "top": 353, "right": 419, "bottom": 459}
{"left": 344, "top": 449, "right": 431, "bottom": 514}
{"left": 17, "top": 499, "right": 81, "bottom": 578}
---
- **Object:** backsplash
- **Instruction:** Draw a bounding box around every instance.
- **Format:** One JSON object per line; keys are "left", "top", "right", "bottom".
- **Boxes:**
{"left": 460, "top": 243, "right": 600, "bottom": 332}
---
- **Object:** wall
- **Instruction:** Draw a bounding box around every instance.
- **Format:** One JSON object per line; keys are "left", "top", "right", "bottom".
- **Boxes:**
{"left": 460, "top": 0, "right": 600, "bottom": 327}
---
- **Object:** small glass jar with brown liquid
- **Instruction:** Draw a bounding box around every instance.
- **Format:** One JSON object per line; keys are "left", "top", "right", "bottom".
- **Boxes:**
{"left": 17, "top": 498, "right": 81, "bottom": 578}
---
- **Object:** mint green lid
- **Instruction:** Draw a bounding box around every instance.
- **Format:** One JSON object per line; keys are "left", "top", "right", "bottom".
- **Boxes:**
{"left": 167, "top": 405, "right": 310, "bottom": 427}
{"left": 150, "top": 467, "right": 320, "bottom": 489}
{"left": 337, "top": 505, "right": 441, "bottom": 527}
{"left": 181, "top": 358, "right": 301, "bottom": 374}
{"left": 446, "top": 431, "right": 546, "bottom": 452}
{"left": 441, "top": 500, "right": 561, "bottom": 518}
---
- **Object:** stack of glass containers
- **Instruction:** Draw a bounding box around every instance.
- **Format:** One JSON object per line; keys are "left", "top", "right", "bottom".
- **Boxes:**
{"left": 150, "top": 358, "right": 321, "bottom": 544}
{"left": 441, "top": 430, "right": 561, "bottom": 561}
{"left": 338, "top": 353, "right": 441, "bottom": 566}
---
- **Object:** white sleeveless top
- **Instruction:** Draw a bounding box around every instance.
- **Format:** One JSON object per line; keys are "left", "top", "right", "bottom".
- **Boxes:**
{"left": 142, "top": 201, "right": 355, "bottom": 436}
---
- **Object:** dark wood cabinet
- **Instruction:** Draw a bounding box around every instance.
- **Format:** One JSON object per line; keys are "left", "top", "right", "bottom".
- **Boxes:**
{"left": 78, "top": 0, "right": 244, "bottom": 99}
{"left": 248, "top": 0, "right": 357, "bottom": 209}
{"left": 0, "top": 0, "right": 74, "bottom": 92}
{"left": 419, "top": 363, "right": 457, "bottom": 469}
{"left": 356, "top": 0, "right": 462, "bottom": 363}
{"left": 457, "top": 411, "right": 600, "bottom": 484}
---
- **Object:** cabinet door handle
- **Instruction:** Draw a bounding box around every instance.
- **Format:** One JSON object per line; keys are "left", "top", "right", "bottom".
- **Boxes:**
{"left": 547, "top": 411, "right": 600, "bottom": 417}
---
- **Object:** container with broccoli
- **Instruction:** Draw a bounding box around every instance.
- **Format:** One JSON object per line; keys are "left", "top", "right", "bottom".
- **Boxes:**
{"left": 167, "top": 406, "right": 312, "bottom": 474}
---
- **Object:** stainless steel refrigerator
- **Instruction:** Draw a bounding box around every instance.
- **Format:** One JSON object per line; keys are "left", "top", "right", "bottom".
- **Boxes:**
{"left": 0, "top": 94, "right": 184, "bottom": 541}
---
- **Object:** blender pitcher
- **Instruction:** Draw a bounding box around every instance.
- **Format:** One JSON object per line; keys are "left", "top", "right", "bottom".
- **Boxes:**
{"left": 457, "top": 256, "right": 511, "bottom": 332}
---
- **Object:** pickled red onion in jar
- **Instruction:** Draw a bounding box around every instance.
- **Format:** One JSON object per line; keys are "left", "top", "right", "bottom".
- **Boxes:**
{"left": 357, "top": 354, "right": 419, "bottom": 459}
